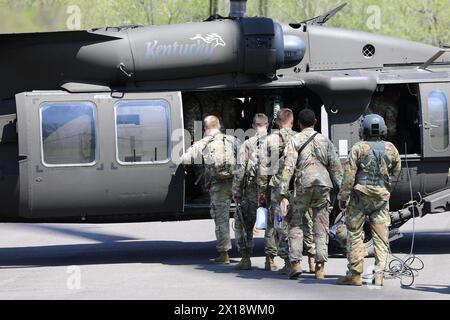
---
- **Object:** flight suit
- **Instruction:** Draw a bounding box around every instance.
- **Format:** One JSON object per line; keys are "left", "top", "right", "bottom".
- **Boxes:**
{"left": 338, "top": 140, "right": 401, "bottom": 276}
{"left": 278, "top": 128, "right": 343, "bottom": 264}
{"left": 182, "top": 131, "right": 238, "bottom": 254}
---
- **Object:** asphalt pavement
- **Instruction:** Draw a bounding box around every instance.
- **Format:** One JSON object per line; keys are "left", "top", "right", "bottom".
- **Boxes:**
{"left": 0, "top": 211, "right": 449, "bottom": 300}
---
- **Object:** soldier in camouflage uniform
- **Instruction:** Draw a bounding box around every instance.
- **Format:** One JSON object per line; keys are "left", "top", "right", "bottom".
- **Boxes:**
{"left": 366, "top": 86, "right": 400, "bottom": 144}
{"left": 264, "top": 109, "right": 296, "bottom": 272}
{"left": 337, "top": 114, "right": 401, "bottom": 286}
{"left": 264, "top": 109, "right": 316, "bottom": 274}
{"left": 277, "top": 109, "right": 343, "bottom": 280}
{"left": 232, "top": 113, "right": 270, "bottom": 270}
{"left": 182, "top": 115, "right": 239, "bottom": 264}
{"left": 182, "top": 93, "right": 238, "bottom": 199}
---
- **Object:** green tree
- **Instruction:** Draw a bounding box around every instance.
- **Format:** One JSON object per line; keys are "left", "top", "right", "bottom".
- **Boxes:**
{"left": 0, "top": 0, "right": 449, "bottom": 46}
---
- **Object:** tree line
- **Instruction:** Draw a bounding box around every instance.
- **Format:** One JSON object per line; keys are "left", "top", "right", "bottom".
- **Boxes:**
{"left": 0, "top": 0, "right": 449, "bottom": 46}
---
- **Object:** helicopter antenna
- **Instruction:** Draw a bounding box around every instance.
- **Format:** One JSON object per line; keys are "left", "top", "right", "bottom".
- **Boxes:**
{"left": 300, "top": 3, "right": 347, "bottom": 26}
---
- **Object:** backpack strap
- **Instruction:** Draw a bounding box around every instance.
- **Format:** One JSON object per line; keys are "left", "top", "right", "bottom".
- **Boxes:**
{"left": 294, "top": 132, "right": 319, "bottom": 173}
{"left": 298, "top": 132, "right": 319, "bottom": 156}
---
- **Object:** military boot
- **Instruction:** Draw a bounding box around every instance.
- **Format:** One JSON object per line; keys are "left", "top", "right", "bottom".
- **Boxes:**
{"left": 288, "top": 261, "right": 302, "bottom": 279}
{"left": 264, "top": 255, "right": 278, "bottom": 271}
{"left": 308, "top": 256, "right": 315, "bottom": 273}
{"left": 373, "top": 272, "right": 384, "bottom": 286}
{"left": 278, "top": 259, "right": 291, "bottom": 275}
{"left": 235, "top": 251, "right": 252, "bottom": 270}
{"left": 212, "top": 252, "right": 230, "bottom": 264}
{"left": 336, "top": 273, "right": 363, "bottom": 286}
{"left": 315, "top": 262, "right": 325, "bottom": 279}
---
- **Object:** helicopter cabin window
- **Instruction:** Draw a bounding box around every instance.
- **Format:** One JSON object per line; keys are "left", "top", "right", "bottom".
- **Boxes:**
{"left": 40, "top": 101, "right": 97, "bottom": 166}
{"left": 115, "top": 100, "right": 170, "bottom": 164}
{"left": 427, "top": 91, "right": 449, "bottom": 151}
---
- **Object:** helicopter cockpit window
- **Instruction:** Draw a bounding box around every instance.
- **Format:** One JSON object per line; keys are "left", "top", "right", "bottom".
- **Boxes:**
{"left": 115, "top": 100, "right": 170, "bottom": 164}
{"left": 428, "top": 90, "right": 449, "bottom": 151}
{"left": 40, "top": 101, "right": 97, "bottom": 166}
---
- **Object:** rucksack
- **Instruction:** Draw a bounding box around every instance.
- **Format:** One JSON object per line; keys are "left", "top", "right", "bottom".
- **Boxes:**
{"left": 245, "top": 135, "right": 271, "bottom": 187}
{"left": 203, "top": 134, "right": 236, "bottom": 181}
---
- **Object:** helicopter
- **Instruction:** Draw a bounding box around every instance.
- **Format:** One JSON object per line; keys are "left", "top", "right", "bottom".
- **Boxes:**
{"left": 0, "top": 0, "right": 449, "bottom": 252}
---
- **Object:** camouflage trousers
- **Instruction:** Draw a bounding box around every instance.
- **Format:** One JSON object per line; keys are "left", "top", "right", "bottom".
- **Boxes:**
{"left": 265, "top": 191, "right": 315, "bottom": 259}
{"left": 209, "top": 180, "right": 233, "bottom": 253}
{"left": 288, "top": 186, "right": 331, "bottom": 263}
{"left": 346, "top": 191, "right": 390, "bottom": 275}
{"left": 234, "top": 185, "right": 259, "bottom": 254}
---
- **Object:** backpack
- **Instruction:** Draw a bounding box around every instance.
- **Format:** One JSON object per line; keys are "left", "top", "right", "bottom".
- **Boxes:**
{"left": 356, "top": 141, "right": 393, "bottom": 190}
{"left": 246, "top": 135, "right": 271, "bottom": 187}
{"left": 203, "top": 134, "right": 236, "bottom": 181}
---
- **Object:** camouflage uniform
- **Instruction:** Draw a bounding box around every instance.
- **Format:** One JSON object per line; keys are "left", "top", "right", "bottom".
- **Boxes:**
{"left": 338, "top": 140, "right": 401, "bottom": 275}
{"left": 182, "top": 93, "right": 238, "bottom": 196}
{"left": 367, "top": 95, "right": 398, "bottom": 143}
{"left": 182, "top": 131, "right": 238, "bottom": 253}
{"left": 264, "top": 128, "right": 315, "bottom": 260}
{"left": 279, "top": 128, "right": 343, "bottom": 263}
{"left": 232, "top": 132, "right": 270, "bottom": 255}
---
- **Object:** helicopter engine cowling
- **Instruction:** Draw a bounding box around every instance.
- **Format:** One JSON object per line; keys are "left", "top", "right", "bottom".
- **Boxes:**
{"left": 0, "top": 17, "right": 306, "bottom": 100}
{"left": 80, "top": 18, "right": 306, "bottom": 82}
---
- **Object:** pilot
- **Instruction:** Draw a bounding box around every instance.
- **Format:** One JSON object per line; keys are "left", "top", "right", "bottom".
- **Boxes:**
{"left": 265, "top": 108, "right": 316, "bottom": 275}
{"left": 277, "top": 109, "right": 343, "bottom": 280}
{"left": 181, "top": 115, "right": 239, "bottom": 264}
{"left": 232, "top": 113, "right": 271, "bottom": 270}
{"left": 366, "top": 86, "right": 400, "bottom": 144}
{"left": 337, "top": 114, "right": 401, "bottom": 286}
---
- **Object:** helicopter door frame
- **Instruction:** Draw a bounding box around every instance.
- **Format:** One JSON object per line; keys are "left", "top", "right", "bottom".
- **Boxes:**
{"left": 419, "top": 83, "right": 450, "bottom": 160}
{"left": 15, "top": 91, "right": 185, "bottom": 219}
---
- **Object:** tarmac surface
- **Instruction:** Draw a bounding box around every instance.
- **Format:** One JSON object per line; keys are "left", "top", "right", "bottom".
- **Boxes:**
{"left": 0, "top": 212, "right": 449, "bottom": 300}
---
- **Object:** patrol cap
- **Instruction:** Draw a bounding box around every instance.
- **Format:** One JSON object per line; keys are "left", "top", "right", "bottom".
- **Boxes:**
{"left": 359, "top": 114, "right": 388, "bottom": 140}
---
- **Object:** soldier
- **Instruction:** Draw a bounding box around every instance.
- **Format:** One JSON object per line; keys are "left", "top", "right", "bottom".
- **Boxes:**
{"left": 264, "top": 109, "right": 316, "bottom": 274}
{"left": 337, "top": 114, "right": 401, "bottom": 286}
{"left": 367, "top": 86, "right": 400, "bottom": 143}
{"left": 264, "top": 108, "right": 296, "bottom": 272}
{"left": 232, "top": 113, "right": 270, "bottom": 270}
{"left": 277, "top": 109, "right": 343, "bottom": 280}
{"left": 181, "top": 115, "right": 238, "bottom": 264}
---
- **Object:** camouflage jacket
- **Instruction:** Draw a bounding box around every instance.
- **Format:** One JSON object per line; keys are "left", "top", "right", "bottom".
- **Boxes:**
{"left": 232, "top": 131, "right": 271, "bottom": 198}
{"left": 338, "top": 140, "right": 401, "bottom": 202}
{"left": 278, "top": 128, "right": 343, "bottom": 197}
{"left": 181, "top": 131, "right": 239, "bottom": 189}
{"left": 267, "top": 128, "right": 297, "bottom": 190}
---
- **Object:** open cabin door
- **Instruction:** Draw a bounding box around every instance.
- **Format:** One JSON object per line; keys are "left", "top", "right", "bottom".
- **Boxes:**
{"left": 16, "top": 91, "right": 185, "bottom": 219}
{"left": 419, "top": 83, "right": 450, "bottom": 159}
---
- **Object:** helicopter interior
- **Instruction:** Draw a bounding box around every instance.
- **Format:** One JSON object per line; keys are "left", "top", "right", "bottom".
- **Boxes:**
{"left": 182, "top": 87, "right": 324, "bottom": 204}
{"left": 182, "top": 83, "right": 424, "bottom": 205}
{"left": 367, "top": 84, "right": 421, "bottom": 156}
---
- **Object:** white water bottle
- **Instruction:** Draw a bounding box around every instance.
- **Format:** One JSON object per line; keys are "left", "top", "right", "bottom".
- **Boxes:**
{"left": 255, "top": 207, "right": 268, "bottom": 230}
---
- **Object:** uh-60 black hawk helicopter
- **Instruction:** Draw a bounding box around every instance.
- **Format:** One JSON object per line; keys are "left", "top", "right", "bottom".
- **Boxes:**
{"left": 0, "top": 0, "right": 449, "bottom": 251}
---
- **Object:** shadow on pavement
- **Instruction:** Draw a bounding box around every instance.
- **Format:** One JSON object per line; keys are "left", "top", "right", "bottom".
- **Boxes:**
{"left": 23, "top": 224, "right": 139, "bottom": 242}
{"left": 0, "top": 239, "right": 220, "bottom": 268}
{"left": 404, "top": 284, "right": 450, "bottom": 295}
{"left": 1, "top": 225, "right": 449, "bottom": 282}
{"left": 390, "top": 231, "right": 450, "bottom": 255}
